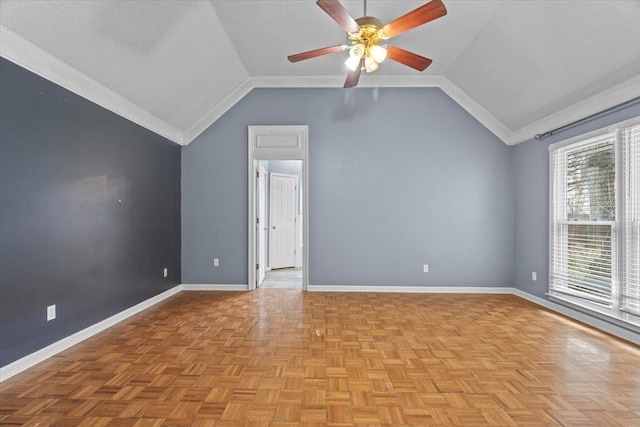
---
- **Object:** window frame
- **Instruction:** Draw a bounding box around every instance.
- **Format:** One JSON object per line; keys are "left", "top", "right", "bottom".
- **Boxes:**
{"left": 548, "top": 116, "right": 640, "bottom": 331}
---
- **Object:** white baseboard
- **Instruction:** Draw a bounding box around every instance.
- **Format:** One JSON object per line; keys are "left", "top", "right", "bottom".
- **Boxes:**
{"left": 0, "top": 285, "right": 182, "bottom": 382}
{"left": 182, "top": 284, "right": 248, "bottom": 291}
{"left": 306, "top": 285, "right": 512, "bottom": 293}
{"left": 511, "top": 289, "right": 640, "bottom": 346}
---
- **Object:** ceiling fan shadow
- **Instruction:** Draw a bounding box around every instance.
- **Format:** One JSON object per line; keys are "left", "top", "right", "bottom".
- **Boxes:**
{"left": 331, "top": 86, "right": 381, "bottom": 121}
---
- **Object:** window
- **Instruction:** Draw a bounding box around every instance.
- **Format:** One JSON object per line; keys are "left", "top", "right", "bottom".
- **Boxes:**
{"left": 549, "top": 117, "right": 640, "bottom": 328}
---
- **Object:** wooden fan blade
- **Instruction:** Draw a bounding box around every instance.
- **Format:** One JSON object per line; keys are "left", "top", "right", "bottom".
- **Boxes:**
{"left": 316, "top": 0, "right": 360, "bottom": 33}
{"left": 382, "top": 0, "right": 447, "bottom": 39}
{"left": 386, "top": 46, "right": 432, "bottom": 71}
{"left": 288, "top": 45, "right": 345, "bottom": 63}
{"left": 344, "top": 58, "right": 364, "bottom": 88}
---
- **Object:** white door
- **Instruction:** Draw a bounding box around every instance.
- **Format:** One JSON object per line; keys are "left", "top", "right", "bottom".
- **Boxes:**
{"left": 270, "top": 173, "right": 297, "bottom": 269}
{"left": 257, "top": 163, "right": 267, "bottom": 287}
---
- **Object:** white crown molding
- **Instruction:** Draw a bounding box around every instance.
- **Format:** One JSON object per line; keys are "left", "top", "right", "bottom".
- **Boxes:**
{"left": 182, "top": 77, "right": 254, "bottom": 144}
{"left": 508, "top": 74, "right": 640, "bottom": 145}
{"left": 188, "top": 74, "right": 513, "bottom": 146}
{"left": 252, "top": 75, "right": 349, "bottom": 88}
{"left": 438, "top": 76, "right": 514, "bottom": 143}
{"left": 0, "top": 26, "right": 184, "bottom": 145}
{"left": 181, "top": 284, "right": 249, "bottom": 291}
{"left": 4, "top": 24, "right": 637, "bottom": 148}
{"left": 0, "top": 285, "right": 182, "bottom": 382}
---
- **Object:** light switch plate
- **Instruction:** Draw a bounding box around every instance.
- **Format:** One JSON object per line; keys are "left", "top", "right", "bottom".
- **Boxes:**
{"left": 47, "top": 305, "right": 56, "bottom": 321}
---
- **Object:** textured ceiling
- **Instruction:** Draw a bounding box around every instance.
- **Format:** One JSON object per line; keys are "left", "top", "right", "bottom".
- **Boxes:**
{"left": 445, "top": 0, "right": 640, "bottom": 130}
{"left": 1, "top": 0, "right": 639, "bottom": 143}
{"left": 211, "top": 0, "right": 500, "bottom": 76}
{"left": 0, "top": 0, "right": 248, "bottom": 131}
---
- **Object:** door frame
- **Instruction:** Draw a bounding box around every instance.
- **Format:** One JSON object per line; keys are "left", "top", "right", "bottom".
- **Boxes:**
{"left": 248, "top": 125, "right": 308, "bottom": 291}
{"left": 269, "top": 172, "right": 299, "bottom": 270}
{"left": 257, "top": 162, "right": 267, "bottom": 287}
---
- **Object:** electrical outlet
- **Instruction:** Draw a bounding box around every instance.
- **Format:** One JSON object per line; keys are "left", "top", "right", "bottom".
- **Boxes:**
{"left": 47, "top": 304, "right": 56, "bottom": 321}
{"left": 163, "top": 268, "right": 168, "bottom": 278}
{"left": 423, "top": 264, "right": 429, "bottom": 273}
{"left": 532, "top": 271, "right": 537, "bottom": 281}
{"left": 213, "top": 258, "right": 219, "bottom": 267}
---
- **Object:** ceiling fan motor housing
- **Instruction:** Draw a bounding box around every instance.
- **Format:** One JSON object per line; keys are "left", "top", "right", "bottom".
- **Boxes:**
{"left": 348, "top": 16, "right": 386, "bottom": 45}
{"left": 347, "top": 16, "right": 387, "bottom": 71}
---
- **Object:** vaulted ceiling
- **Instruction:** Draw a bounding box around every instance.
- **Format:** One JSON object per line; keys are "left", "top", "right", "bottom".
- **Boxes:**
{"left": 1, "top": 0, "right": 639, "bottom": 145}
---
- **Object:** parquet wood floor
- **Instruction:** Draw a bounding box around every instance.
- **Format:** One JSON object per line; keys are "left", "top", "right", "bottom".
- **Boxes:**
{"left": 1, "top": 291, "right": 639, "bottom": 426}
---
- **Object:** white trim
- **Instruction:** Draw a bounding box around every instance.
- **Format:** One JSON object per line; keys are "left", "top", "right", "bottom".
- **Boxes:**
{"left": 548, "top": 129, "right": 615, "bottom": 151}
{"left": 549, "top": 115, "right": 640, "bottom": 150}
{"left": 231, "top": 75, "right": 640, "bottom": 147}
{"left": 294, "top": 214, "right": 303, "bottom": 268}
{"left": 3, "top": 23, "right": 637, "bottom": 149}
{"left": 0, "top": 26, "right": 184, "bottom": 145}
{"left": 181, "top": 284, "right": 249, "bottom": 291}
{"left": 547, "top": 120, "right": 640, "bottom": 337}
{"left": 307, "top": 285, "right": 512, "bottom": 294}
{"left": 182, "top": 77, "right": 254, "bottom": 144}
{"left": 248, "top": 125, "right": 309, "bottom": 292}
{"left": 251, "top": 75, "right": 512, "bottom": 144}
{"left": 512, "top": 289, "right": 640, "bottom": 346}
{"left": 0, "top": 285, "right": 182, "bottom": 382}
{"left": 610, "top": 115, "right": 640, "bottom": 130}
{"left": 438, "top": 76, "right": 513, "bottom": 144}
{"left": 510, "top": 75, "right": 640, "bottom": 145}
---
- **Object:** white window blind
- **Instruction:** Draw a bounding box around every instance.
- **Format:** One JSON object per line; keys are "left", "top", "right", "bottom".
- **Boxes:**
{"left": 549, "top": 118, "right": 639, "bottom": 328}
{"left": 550, "top": 136, "right": 616, "bottom": 305}
{"left": 621, "top": 125, "right": 640, "bottom": 319}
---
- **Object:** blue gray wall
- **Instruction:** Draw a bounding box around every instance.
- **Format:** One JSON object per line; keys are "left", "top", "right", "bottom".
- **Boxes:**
{"left": 182, "top": 88, "right": 514, "bottom": 286}
{"left": 3, "top": 52, "right": 636, "bottom": 367}
{"left": 513, "top": 102, "right": 640, "bottom": 298}
{"left": 0, "top": 59, "right": 181, "bottom": 366}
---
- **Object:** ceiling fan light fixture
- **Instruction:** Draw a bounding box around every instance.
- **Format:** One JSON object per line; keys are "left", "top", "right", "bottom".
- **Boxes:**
{"left": 345, "top": 55, "right": 361, "bottom": 71}
{"left": 369, "top": 44, "right": 387, "bottom": 63}
{"left": 288, "top": 0, "right": 448, "bottom": 88}
{"left": 349, "top": 43, "right": 366, "bottom": 58}
{"left": 364, "top": 56, "right": 379, "bottom": 73}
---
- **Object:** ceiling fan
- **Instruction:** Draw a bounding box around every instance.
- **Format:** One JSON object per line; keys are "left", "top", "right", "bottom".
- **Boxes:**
{"left": 288, "top": 0, "right": 447, "bottom": 88}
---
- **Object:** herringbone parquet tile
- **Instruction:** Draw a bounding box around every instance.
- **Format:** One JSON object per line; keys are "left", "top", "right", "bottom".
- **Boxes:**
{"left": 1, "top": 291, "right": 639, "bottom": 426}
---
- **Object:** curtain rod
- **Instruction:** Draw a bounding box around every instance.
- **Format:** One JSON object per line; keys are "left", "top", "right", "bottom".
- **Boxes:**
{"left": 534, "top": 96, "right": 640, "bottom": 141}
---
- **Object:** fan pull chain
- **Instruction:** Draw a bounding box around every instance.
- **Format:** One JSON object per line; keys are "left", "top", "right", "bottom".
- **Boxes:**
{"left": 364, "top": 0, "right": 367, "bottom": 16}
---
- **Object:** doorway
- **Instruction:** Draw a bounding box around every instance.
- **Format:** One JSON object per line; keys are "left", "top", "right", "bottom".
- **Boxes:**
{"left": 255, "top": 164, "right": 303, "bottom": 289}
{"left": 270, "top": 171, "right": 299, "bottom": 270}
{"left": 248, "top": 125, "right": 309, "bottom": 291}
